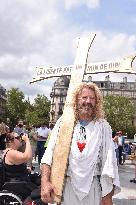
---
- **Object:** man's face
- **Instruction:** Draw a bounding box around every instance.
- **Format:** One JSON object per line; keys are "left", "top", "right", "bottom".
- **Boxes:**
{"left": 77, "top": 88, "right": 96, "bottom": 120}
{"left": 18, "top": 121, "right": 23, "bottom": 128}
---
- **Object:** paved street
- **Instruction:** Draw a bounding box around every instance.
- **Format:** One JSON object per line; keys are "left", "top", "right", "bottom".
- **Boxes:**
{"left": 113, "top": 160, "right": 136, "bottom": 205}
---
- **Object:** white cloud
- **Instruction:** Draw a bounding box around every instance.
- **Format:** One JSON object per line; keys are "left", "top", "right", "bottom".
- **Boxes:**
{"left": 86, "top": 31, "right": 136, "bottom": 62}
{"left": 0, "top": 0, "right": 136, "bottom": 104}
{"left": 64, "top": 0, "right": 100, "bottom": 9}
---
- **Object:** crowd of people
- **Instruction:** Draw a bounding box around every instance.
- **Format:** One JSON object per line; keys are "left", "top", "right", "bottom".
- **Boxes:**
{"left": 0, "top": 119, "right": 54, "bottom": 163}
{"left": 0, "top": 118, "right": 54, "bottom": 203}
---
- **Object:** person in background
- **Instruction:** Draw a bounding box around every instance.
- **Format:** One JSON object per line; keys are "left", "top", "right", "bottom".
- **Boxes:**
{"left": 3, "top": 132, "right": 32, "bottom": 180}
{"left": 123, "top": 141, "right": 132, "bottom": 159}
{"left": 2, "top": 132, "right": 41, "bottom": 198}
{"left": 14, "top": 120, "right": 28, "bottom": 153}
{"left": 112, "top": 131, "right": 119, "bottom": 165}
{"left": 41, "top": 82, "right": 120, "bottom": 205}
{"left": 14, "top": 119, "right": 27, "bottom": 135}
{"left": 36, "top": 122, "right": 50, "bottom": 165}
{"left": 117, "top": 131, "right": 125, "bottom": 165}
{"left": 28, "top": 126, "right": 37, "bottom": 167}
{"left": 44, "top": 124, "right": 54, "bottom": 149}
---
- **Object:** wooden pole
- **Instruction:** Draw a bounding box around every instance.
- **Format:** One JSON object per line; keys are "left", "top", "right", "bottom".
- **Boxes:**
{"left": 50, "top": 34, "right": 96, "bottom": 203}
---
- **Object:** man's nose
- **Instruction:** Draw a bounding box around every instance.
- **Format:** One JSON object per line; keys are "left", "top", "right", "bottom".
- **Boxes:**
{"left": 86, "top": 97, "right": 92, "bottom": 103}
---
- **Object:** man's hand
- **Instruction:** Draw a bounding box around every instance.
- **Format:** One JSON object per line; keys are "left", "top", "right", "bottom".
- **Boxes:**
{"left": 100, "top": 190, "right": 113, "bottom": 205}
{"left": 41, "top": 181, "right": 57, "bottom": 203}
{"left": 100, "top": 196, "right": 112, "bottom": 205}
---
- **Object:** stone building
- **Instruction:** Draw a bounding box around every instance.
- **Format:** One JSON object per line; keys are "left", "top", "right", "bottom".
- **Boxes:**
{"left": 50, "top": 76, "right": 70, "bottom": 124}
{"left": 0, "top": 84, "right": 7, "bottom": 119}
{"left": 49, "top": 75, "right": 136, "bottom": 125}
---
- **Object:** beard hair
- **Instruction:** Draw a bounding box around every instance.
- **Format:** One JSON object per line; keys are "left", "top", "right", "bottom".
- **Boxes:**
{"left": 77, "top": 103, "right": 95, "bottom": 111}
{"left": 77, "top": 103, "right": 95, "bottom": 121}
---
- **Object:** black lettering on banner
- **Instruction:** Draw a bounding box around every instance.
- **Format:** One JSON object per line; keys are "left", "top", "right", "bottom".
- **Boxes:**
{"left": 87, "top": 65, "right": 92, "bottom": 71}
{"left": 100, "top": 64, "right": 103, "bottom": 70}
{"left": 115, "top": 62, "right": 120, "bottom": 68}
{"left": 55, "top": 67, "right": 62, "bottom": 74}
{"left": 109, "top": 63, "right": 113, "bottom": 69}
{"left": 64, "top": 67, "right": 70, "bottom": 72}
{"left": 37, "top": 68, "right": 43, "bottom": 76}
{"left": 52, "top": 68, "right": 56, "bottom": 74}
{"left": 103, "top": 64, "right": 107, "bottom": 70}
{"left": 46, "top": 69, "right": 52, "bottom": 75}
{"left": 87, "top": 65, "right": 91, "bottom": 71}
{"left": 87, "top": 65, "right": 90, "bottom": 71}
{"left": 76, "top": 65, "right": 82, "bottom": 70}
{"left": 87, "top": 65, "right": 99, "bottom": 72}
{"left": 59, "top": 67, "right": 62, "bottom": 73}
{"left": 94, "top": 65, "right": 98, "bottom": 70}
{"left": 56, "top": 67, "right": 60, "bottom": 73}
{"left": 64, "top": 67, "right": 67, "bottom": 72}
{"left": 42, "top": 69, "right": 45, "bottom": 75}
{"left": 69, "top": 66, "right": 72, "bottom": 72}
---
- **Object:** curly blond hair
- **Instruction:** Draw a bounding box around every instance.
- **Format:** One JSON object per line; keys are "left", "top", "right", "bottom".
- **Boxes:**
{"left": 71, "top": 82, "right": 105, "bottom": 122}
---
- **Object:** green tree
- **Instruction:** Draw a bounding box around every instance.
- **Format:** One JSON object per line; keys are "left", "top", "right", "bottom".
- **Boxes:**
{"left": 25, "top": 94, "right": 51, "bottom": 126}
{"left": 6, "top": 88, "right": 27, "bottom": 126}
{"left": 25, "top": 109, "right": 39, "bottom": 126}
{"left": 104, "top": 95, "right": 136, "bottom": 136}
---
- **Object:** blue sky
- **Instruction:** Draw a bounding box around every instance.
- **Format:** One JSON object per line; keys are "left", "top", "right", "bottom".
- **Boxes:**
{"left": 0, "top": 0, "right": 136, "bottom": 102}
{"left": 62, "top": 0, "right": 136, "bottom": 35}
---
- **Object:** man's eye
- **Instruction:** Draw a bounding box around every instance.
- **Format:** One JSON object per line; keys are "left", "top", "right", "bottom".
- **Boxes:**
{"left": 82, "top": 96, "right": 87, "bottom": 100}
{"left": 82, "top": 96, "right": 95, "bottom": 100}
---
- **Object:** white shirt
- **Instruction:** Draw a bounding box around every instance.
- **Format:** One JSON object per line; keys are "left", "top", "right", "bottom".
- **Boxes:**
{"left": 41, "top": 118, "right": 120, "bottom": 200}
{"left": 37, "top": 127, "right": 50, "bottom": 141}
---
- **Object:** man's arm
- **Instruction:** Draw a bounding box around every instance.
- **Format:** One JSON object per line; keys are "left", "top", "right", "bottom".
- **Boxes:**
{"left": 41, "top": 164, "right": 56, "bottom": 203}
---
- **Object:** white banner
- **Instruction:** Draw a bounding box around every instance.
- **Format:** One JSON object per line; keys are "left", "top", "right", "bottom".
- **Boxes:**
{"left": 30, "top": 55, "right": 136, "bottom": 83}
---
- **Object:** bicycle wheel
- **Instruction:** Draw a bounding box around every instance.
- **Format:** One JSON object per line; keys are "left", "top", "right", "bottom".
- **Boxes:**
{"left": 0, "top": 191, "right": 23, "bottom": 205}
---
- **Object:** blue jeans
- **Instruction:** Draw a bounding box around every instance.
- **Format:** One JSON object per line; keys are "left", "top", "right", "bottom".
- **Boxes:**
{"left": 37, "top": 141, "right": 46, "bottom": 165}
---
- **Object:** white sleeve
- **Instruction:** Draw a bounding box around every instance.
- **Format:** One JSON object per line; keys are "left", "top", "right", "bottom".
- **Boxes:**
{"left": 100, "top": 121, "right": 121, "bottom": 197}
{"left": 41, "top": 118, "right": 61, "bottom": 165}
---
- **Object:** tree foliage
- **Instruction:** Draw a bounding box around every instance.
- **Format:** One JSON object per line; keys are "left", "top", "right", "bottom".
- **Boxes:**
{"left": 6, "top": 88, "right": 50, "bottom": 127}
{"left": 6, "top": 88, "right": 27, "bottom": 125}
{"left": 25, "top": 94, "right": 51, "bottom": 126}
{"left": 104, "top": 95, "right": 136, "bottom": 137}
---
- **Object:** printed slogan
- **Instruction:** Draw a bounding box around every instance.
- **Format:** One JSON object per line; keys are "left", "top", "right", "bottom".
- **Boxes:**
{"left": 30, "top": 56, "right": 136, "bottom": 83}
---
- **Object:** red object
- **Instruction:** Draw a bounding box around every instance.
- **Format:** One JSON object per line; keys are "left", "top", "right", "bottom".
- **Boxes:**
{"left": 77, "top": 141, "right": 86, "bottom": 152}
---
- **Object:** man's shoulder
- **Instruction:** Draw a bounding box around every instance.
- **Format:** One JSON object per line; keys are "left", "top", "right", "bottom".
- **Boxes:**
{"left": 97, "top": 118, "right": 109, "bottom": 125}
{"left": 97, "top": 119, "right": 112, "bottom": 132}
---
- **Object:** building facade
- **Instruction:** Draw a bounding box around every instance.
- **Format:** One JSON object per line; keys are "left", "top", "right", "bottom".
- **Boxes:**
{"left": 50, "top": 75, "right": 136, "bottom": 125}
{"left": 50, "top": 76, "right": 70, "bottom": 124}
{"left": 0, "top": 84, "right": 7, "bottom": 120}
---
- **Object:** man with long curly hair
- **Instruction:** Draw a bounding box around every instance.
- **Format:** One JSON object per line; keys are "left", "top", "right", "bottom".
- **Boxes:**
{"left": 41, "top": 82, "right": 120, "bottom": 205}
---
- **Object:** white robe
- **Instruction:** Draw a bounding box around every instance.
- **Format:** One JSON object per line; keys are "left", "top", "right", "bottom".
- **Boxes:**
{"left": 41, "top": 118, "right": 121, "bottom": 205}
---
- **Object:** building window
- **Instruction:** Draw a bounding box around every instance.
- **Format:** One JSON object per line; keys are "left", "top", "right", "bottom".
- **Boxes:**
{"left": 101, "top": 83, "right": 104, "bottom": 88}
